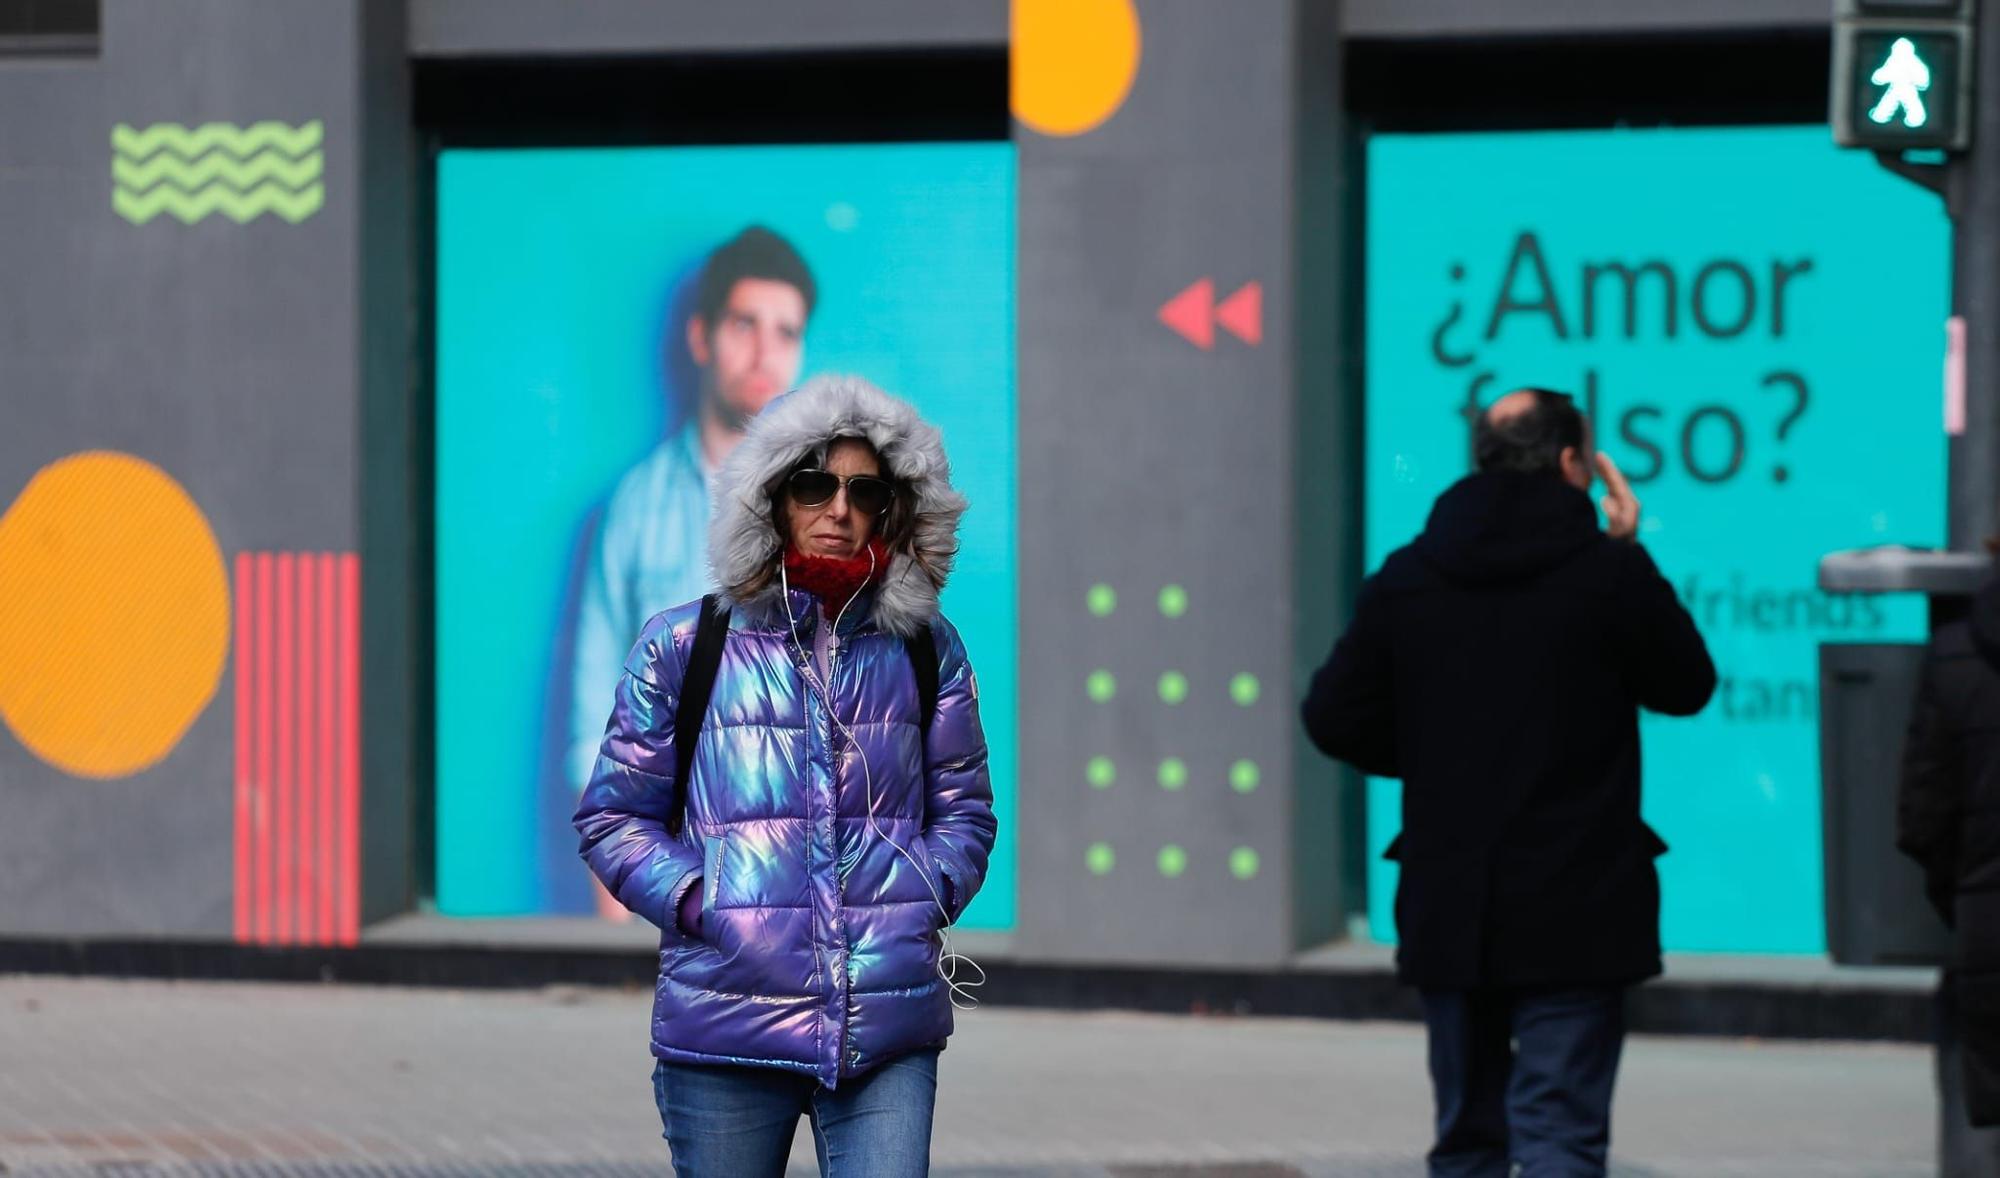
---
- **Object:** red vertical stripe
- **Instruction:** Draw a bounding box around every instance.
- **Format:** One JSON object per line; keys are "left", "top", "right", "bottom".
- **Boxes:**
{"left": 276, "top": 554, "right": 294, "bottom": 945}
{"left": 237, "top": 548, "right": 361, "bottom": 947}
{"left": 232, "top": 554, "right": 251, "bottom": 943}
{"left": 297, "top": 554, "right": 316, "bottom": 945}
{"left": 255, "top": 553, "right": 274, "bottom": 944}
{"left": 340, "top": 554, "right": 361, "bottom": 945}
{"left": 319, "top": 553, "right": 337, "bottom": 942}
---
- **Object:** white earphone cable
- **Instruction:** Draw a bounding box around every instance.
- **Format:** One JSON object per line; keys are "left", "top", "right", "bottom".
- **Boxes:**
{"left": 780, "top": 552, "right": 984, "bottom": 1010}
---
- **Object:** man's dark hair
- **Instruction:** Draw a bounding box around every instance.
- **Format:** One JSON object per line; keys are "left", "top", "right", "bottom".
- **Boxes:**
{"left": 1474, "top": 387, "right": 1587, "bottom": 475}
{"left": 693, "top": 226, "right": 817, "bottom": 331}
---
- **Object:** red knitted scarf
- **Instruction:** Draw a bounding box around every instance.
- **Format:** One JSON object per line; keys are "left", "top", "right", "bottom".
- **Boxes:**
{"left": 783, "top": 539, "right": 890, "bottom": 616}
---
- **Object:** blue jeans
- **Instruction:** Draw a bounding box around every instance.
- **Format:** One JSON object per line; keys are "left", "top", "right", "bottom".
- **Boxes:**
{"left": 652, "top": 1049, "right": 939, "bottom": 1178}
{"left": 1421, "top": 986, "right": 1626, "bottom": 1178}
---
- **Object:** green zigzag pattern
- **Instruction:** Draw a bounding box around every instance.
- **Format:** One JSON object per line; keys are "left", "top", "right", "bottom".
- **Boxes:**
{"left": 111, "top": 121, "right": 325, "bottom": 226}
{"left": 112, "top": 182, "right": 326, "bottom": 226}
{"left": 114, "top": 151, "right": 323, "bottom": 192}
{"left": 112, "top": 121, "right": 323, "bottom": 162}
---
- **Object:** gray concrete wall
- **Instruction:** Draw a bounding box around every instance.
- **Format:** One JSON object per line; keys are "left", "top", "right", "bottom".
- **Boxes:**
{"left": 406, "top": 0, "right": 1830, "bottom": 58}
{"left": 1013, "top": 0, "right": 1350, "bottom": 966}
{"left": 0, "top": 0, "right": 1814, "bottom": 959}
{"left": 409, "top": 0, "right": 1008, "bottom": 57}
{"left": 0, "top": 0, "right": 412, "bottom": 939}
{"left": 1343, "top": 0, "right": 1827, "bottom": 37}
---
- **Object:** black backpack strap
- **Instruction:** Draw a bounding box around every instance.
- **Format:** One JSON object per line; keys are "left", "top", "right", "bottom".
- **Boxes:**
{"left": 668, "top": 594, "right": 730, "bottom": 837}
{"left": 906, "top": 619, "right": 940, "bottom": 737}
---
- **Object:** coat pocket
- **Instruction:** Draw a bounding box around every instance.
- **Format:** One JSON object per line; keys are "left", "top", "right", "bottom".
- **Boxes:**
{"left": 911, "top": 837, "right": 949, "bottom": 925}
{"left": 702, "top": 831, "right": 727, "bottom": 924}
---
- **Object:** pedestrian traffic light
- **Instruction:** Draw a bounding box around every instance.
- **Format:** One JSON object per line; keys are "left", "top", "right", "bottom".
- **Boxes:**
{"left": 1832, "top": 0, "right": 1976, "bottom": 150}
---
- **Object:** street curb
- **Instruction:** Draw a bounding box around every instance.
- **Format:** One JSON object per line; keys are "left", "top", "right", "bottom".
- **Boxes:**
{"left": 0, "top": 937, "right": 1932, "bottom": 1042}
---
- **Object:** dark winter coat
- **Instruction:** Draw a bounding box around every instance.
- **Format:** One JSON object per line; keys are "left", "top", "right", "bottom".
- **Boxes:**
{"left": 1899, "top": 610, "right": 2000, "bottom": 1127}
{"left": 1302, "top": 471, "right": 1716, "bottom": 991}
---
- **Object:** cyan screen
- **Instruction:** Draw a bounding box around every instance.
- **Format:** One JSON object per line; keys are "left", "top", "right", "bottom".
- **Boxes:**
{"left": 434, "top": 143, "right": 1017, "bottom": 928}
{"left": 1365, "top": 126, "right": 1948, "bottom": 954}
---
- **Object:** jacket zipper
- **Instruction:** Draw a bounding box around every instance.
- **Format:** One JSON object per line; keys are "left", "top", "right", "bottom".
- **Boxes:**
{"left": 798, "top": 621, "right": 851, "bottom": 1078}
{"left": 826, "top": 627, "right": 852, "bottom": 1075}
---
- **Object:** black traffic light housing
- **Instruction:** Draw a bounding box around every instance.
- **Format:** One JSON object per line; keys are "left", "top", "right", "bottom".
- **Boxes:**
{"left": 1833, "top": 0, "right": 1977, "bottom": 150}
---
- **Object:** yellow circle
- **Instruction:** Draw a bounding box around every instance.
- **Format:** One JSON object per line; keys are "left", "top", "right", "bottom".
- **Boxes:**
{"left": 0, "top": 452, "right": 229, "bottom": 778}
{"left": 1011, "top": 0, "right": 1142, "bottom": 137}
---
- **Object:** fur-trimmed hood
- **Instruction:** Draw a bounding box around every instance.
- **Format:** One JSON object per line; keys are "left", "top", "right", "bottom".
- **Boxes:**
{"left": 709, "top": 374, "right": 966, "bottom": 637}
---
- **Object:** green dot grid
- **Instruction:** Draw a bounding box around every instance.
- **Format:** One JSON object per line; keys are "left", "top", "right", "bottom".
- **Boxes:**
{"left": 1076, "top": 583, "right": 1271, "bottom": 886}
{"left": 1230, "top": 760, "right": 1260, "bottom": 793}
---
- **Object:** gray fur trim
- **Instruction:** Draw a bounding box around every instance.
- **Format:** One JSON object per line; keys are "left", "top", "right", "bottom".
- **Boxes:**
{"left": 708, "top": 374, "right": 966, "bottom": 637}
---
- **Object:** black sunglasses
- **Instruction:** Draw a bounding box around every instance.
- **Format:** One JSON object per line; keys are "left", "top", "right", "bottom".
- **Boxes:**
{"left": 787, "top": 468, "right": 895, "bottom": 516}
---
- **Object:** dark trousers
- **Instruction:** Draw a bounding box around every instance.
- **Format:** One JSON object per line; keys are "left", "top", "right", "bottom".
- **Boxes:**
{"left": 1420, "top": 986, "right": 1626, "bottom": 1178}
{"left": 1939, "top": 976, "right": 2000, "bottom": 1178}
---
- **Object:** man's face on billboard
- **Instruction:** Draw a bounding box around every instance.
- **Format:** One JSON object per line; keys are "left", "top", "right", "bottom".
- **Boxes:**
{"left": 689, "top": 277, "right": 808, "bottom": 429}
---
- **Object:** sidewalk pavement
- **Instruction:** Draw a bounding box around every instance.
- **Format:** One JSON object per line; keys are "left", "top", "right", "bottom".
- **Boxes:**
{"left": 0, "top": 975, "right": 1937, "bottom": 1176}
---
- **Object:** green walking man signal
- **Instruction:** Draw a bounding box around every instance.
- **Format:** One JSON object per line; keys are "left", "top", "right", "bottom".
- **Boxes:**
{"left": 1870, "top": 37, "right": 1934, "bottom": 128}
{"left": 1832, "top": 0, "right": 1975, "bottom": 150}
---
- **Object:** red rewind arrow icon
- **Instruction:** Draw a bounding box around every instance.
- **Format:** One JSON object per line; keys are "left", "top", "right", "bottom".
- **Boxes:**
{"left": 1158, "top": 278, "right": 1262, "bottom": 350}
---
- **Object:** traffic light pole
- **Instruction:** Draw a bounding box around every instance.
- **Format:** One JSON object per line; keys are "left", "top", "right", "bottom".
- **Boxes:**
{"left": 1949, "top": 0, "right": 2000, "bottom": 550}
{"left": 1867, "top": 0, "right": 1997, "bottom": 548}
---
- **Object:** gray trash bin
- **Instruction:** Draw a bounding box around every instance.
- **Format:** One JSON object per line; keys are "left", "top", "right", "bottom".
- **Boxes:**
{"left": 1817, "top": 547, "right": 1984, "bottom": 967}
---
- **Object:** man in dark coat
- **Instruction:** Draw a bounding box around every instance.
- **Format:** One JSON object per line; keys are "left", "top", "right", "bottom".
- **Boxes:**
{"left": 1302, "top": 387, "right": 1715, "bottom": 1177}
{"left": 1900, "top": 572, "right": 2000, "bottom": 1174}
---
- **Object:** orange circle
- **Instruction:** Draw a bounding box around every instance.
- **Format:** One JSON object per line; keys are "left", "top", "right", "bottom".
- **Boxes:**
{"left": 0, "top": 451, "right": 229, "bottom": 778}
{"left": 1011, "top": 0, "right": 1142, "bottom": 137}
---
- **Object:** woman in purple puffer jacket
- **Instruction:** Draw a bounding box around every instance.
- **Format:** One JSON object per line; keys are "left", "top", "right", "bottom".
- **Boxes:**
{"left": 574, "top": 374, "right": 997, "bottom": 1177}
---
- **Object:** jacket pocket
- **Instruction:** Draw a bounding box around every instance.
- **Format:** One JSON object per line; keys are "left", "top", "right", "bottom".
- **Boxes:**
{"left": 701, "top": 831, "right": 727, "bottom": 928}
{"left": 914, "top": 837, "right": 951, "bottom": 927}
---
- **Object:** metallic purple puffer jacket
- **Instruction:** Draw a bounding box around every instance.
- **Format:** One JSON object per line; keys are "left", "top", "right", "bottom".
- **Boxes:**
{"left": 574, "top": 375, "right": 996, "bottom": 1088}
